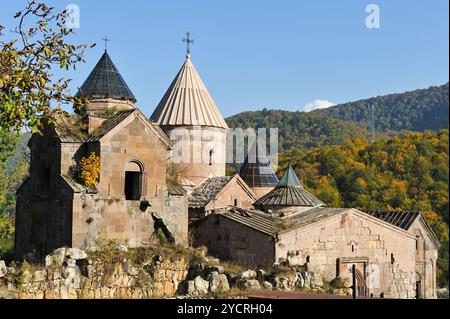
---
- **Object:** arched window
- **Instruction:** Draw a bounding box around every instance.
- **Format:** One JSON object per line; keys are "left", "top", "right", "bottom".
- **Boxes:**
{"left": 125, "top": 161, "right": 143, "bottom": 200}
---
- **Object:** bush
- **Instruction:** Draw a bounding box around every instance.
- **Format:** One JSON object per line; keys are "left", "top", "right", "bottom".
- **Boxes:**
{"left": 78, "top": 152, "right": 100, "bottom": 187}
{"left": 0, "top": 214, "right": 14, "bottom": 260}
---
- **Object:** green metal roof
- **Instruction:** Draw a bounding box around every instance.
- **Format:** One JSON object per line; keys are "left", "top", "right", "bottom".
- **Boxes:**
{"left": 278, "top": 164, "right": 301, "bottom": 187}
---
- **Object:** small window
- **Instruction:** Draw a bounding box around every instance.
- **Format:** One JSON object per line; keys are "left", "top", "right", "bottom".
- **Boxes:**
{"left": 306, "top": 255, "right": 310, "bottom": 263}
{"left": 234, "top": 199, "right": 238, "bottom": 206}
{"left": 125, "top": 161, "right": 142, "bottom": 200}
{"left": 209, "top": 149, "right": 214, "bottom": 166}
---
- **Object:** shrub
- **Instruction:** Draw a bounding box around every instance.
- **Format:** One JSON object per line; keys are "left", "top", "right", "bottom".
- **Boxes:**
{"left": 78, "top": 152, "right": 100, "bottom": 187}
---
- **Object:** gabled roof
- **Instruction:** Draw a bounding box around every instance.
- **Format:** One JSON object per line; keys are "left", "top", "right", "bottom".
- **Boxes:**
{"left": 364, "top": 210, "right": 440, "bottom": 247}
{"left": 364, "top": 211, "right": 419, "bottom": 230}
{"left": 53, "top": 114, "right": 88, "bottom": 143}
{"left": 253, "top": 165, "right": 325, "bottom": 208}
{"left": 150, "top": 56, "right": 228, "bottom": 129}
{"left": 201, "top": 206, "right": 349, "bottom": 237}
{"left": 189, "top": 176, "right": 232, "bottom": 208}
{"left": 75, "top": 51, "right": 137, "bottom": 103}
{"left": 238, "top": 141, "right": 279, "bottom": 188}
{"left": 86, "top": 109, "right": 172, "bottom": 149}
{"left": 87, "top": 109, "right": 135, "bottom": 142}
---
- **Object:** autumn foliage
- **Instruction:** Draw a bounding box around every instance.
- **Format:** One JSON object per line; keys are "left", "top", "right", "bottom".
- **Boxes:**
{"left": 78, "top": 152, "right": 100, "bottom": 187}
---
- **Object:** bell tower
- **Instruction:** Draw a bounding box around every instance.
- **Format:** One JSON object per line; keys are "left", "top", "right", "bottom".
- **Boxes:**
{"left": 151, "top": 33, "right": 228, "bottom": 186}
{"left": 75, "top": 40, "right": 136, "bottom": 133}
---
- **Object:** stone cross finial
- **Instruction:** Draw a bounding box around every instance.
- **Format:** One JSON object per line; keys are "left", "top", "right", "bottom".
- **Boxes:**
{"left": 182, "top": 32, "right": 194, "bottom": 57}
{"left": 102, "top": 36, "right": 110, "bottom": 52}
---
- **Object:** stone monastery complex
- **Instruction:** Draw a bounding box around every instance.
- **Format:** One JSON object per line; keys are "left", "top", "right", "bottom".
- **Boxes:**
{"left": 14, "top": 48, "right": 440, "bottom": 299}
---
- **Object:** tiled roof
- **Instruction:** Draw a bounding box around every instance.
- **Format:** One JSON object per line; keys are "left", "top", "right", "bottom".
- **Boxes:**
{"left": 87, "top": 109, "right": 135, "bottom": 142}
{"left": 75, "top": 51, "right": 136, "bottom": 102}
{"left": 150, "top": 56, "right": 228, "bottom": 129}
{"left": 238, "top": 141, "right": 279, "bottom": 188}
{"left": 188, "top": 176, "right": 232, "bottom": 208}
{"left": 363, "top": 211, "right": 420, "bottom": 230}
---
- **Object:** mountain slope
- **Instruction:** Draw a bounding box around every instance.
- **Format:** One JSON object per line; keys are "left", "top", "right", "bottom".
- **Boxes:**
{"left": 316, "top": 82, "right": 449, "bottom": 132}
{"left": 226, "top": 110, "right": 367, "bottom": 150}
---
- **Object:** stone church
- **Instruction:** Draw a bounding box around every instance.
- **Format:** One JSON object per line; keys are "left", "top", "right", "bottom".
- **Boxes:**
{"left": 15, "top": 46, "right": 440, "bottom": 299}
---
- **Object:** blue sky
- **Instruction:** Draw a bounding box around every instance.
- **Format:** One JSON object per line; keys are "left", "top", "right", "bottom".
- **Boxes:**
{"left": 1, "top": 0, "right": 449, "bottom": 117}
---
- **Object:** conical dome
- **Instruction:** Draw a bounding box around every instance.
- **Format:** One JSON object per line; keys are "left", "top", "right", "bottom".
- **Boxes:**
{"left": 150, "top": 56, "right": 228, "bottom": 129}
{"left": 76, "top": 51, "right": 136, "bottom": 102}
{"left": 253, "top": 165, "right": 325, "bottom": 208}
{"left": 238, "top": 141, "right": 279, "bottom": 188}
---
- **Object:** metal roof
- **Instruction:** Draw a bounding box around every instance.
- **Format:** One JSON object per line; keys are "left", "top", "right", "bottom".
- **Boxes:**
{"left": 278, "top": 164, "right": 301, "bottom": 187}
{"left": 211, "top": 206, "right": 348, "bottom": 236}
{"left": 150, "top": 56, "right": 228, "bottom": 129}
{"left": 75, "top": 51, "right": 137, "bottom": 103}
{"left": 253, "top": 185, "right": 325, "bottom": 208}
{"left": 238, "top": 141, "right": 279, "bottom": 188}
{"left": 364, "top": 211, "right": 420, "bottom": 230}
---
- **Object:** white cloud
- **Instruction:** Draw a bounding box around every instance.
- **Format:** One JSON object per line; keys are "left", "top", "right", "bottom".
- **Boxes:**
{"left": 302, "top": 99, "right": 336, "bottom": 112}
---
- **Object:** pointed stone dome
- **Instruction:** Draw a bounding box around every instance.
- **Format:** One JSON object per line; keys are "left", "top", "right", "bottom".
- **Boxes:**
{"left": 76, "top": 51, "right": 136, "bottom": 103}
{"left": 238, "top": 141, "right": 279, "bottom": 188}
{"left": 253, "top": 165, "right": 325, "bottom": 209}
{"left": 150, "top": 55, "right": 228, "bottom": 129}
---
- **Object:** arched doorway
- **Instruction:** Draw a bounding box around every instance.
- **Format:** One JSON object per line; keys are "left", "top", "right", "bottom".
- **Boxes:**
{"left": 415, "top": 272, "right": 423, "bottom": 299}
{"left": 124, "top": 161, "right": 143, "bottom": 200}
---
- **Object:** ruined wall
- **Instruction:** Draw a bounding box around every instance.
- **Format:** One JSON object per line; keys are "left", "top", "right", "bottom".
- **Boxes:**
{"left": 72, "top": 189, "right": 188, "bottom": 250}
{"left": 2, "top": 248, "right": 188, "bottom": 299}
{"left": 277, "top": 209, "right": 417, "bottom": 298}
{"left": 14, "top": 129, "right": 76, "bottom": 260}
{"left": 191, "top": 215, "right": 275, "bottom": 266}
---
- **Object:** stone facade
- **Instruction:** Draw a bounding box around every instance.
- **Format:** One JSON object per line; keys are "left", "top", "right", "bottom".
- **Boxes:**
{"left": 191, "top": 208, "right": 438, "bottom": 299}
{"left": 165, "top": 126, "right": 228, "bottom": 185}
{"left": 15, "top": 109, "right": 188, "bottom": 260}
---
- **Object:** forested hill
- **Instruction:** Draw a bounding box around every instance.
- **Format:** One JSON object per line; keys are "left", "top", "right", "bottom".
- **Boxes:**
{"left": 316, "top": 82, "right": 449, "bottom": 132}
{"left": 225, "top": 111, "right": 367, "bottom": 150}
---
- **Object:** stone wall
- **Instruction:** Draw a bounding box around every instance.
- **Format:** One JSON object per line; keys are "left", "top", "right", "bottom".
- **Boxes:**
{"left": 0, "top": 247, "right": 329, "bottom": 299}
{"left": 72, "top": 189, "right": 189, "bottom": 250}
{"left": 277, "top": 209, "right": 417, "bottom": 298}
{"left": 96, "top": 116, "right": 169, "bottom": 198}
{"left": 191, "top": 215, "right": 275, "bottom": 266}
{"left": 204, "top": 176, "right": 256, "bottom": 211}
{"left": 1, "top": 248, "right": 188, "bottom": 299}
